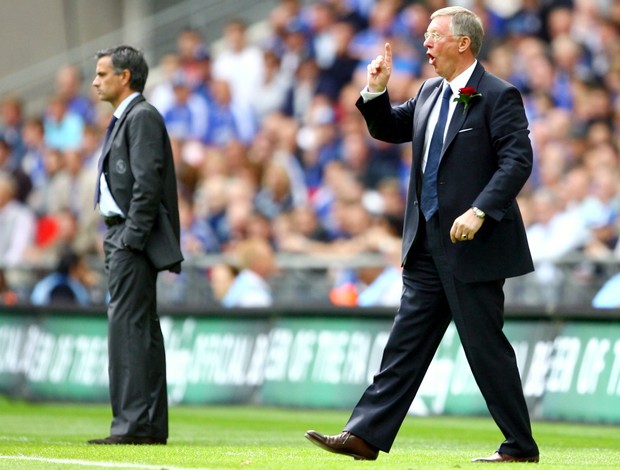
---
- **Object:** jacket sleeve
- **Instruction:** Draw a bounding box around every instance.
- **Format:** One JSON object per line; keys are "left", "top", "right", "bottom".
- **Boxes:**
{"left": 355, "top": 90, "right": 417, "bottom": 144}
{"left": 472, "top": 85, "right": 533, "bottom": 221}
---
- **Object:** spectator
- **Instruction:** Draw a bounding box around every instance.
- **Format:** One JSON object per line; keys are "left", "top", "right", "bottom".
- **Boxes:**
{"left": 24, "top": 208, "right": 81, "bottom": 269}
{"left": 176, "top": 28, "right": 209, "bottom": 88}
{"left": 307, "top": 1, "right": 339, "bottom": 69}
{"left": 163, "top": 71, "right": 209, "bottom": 142}
{"left": 55, "top": 64, "right": 96, "bottom": 124}
{"left": 356, "top": 262, "right": 401, "bottom": 307}
{"left": 220, "top": 237, "right": 276, "bottom": 307}
{"left": 291, "top": 204, "right": 330, "bottom": 242}
{"left": 258, "top": 112, "right": 308, "bottom": 207}
{"left": 43, "top": 95, "right": 84, "bottom": 151}
{"left": 581, "top": 167, "right": 620, "bottom": 259}
{"left": 178, "top": 194, "right": 219, "bottom": 255}
{"left": 0, "top": 96, "right": 26, "bottom": 164}
{"left": 191, "top": 46, "right": 213, "bottom": 101}
{"left": 356, "top": 214, "right": 402, "bottom": 307}
{"left": 527, "top": 187, "right": 589, "bottom": 262}
{"left": 254, "top": 160, "right": 299, "bottom": 220}
{"left": 209, "top": 262, "right": 239, "bottom": 304}
{"left": 212, "top": 19, "right": 265, "bottom": 105}
{"left": 245, "top": 210, "right": 275, "bottom": 244}
{"left": 45, "top": 148, "right": 98, "bottom": 254}
{"left": 194, "top": 174, "right": 232, "bottom": 248}
{"left": 283, "top": 57, "right": 321, "bottom": 123}
{"left": 20, "top": 117, "right": 47, "bottom": 193}
{"left": 348, "top": 0, "right": 398, "bottom": 62}
{"left": 27, "top": 147, "right": 65, "bottom": 215}
{"left": 262, "top": 0, "right": 303, "bottom": 56}
{"left": 316, "top": 19, "right": 359, "bottom": 101}
{"left": 0, "top": 136, "right": 32, "bottom": 203}
{"left": 324, "top": 0, "right": 370, "bottom": 30}
{"left": 296, "top": 94, "right": 341, "bottom": 191}
{"left": 329, "top": 213, "right": 403, "bottom": 307}
{"left": 252, "top": 49, "right": 292, "bottom": 119}
{"left": 558, "top": 165, "right": 591, "bottom": 221}
{"left": 525, "top": 187, "right": 590, "bottom": 303}
{"left": 148, "top": 53, "right": 182, "bottom": 115}
{"left": 30, "top": 247, "right": 96, "bottom": 306}
{"left": 202, "top": 79, "right": 242, "bottom": 147}
{"left": 0, "top": 172, "right": 36, "bottom": 269}
{"left": 278, "top": 17, "right": 314, "bottom": 82}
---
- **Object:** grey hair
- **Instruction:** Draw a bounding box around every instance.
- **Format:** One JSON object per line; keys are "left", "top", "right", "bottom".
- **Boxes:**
{"left": 431, "top": 7, "right": 484, "bottom": 57}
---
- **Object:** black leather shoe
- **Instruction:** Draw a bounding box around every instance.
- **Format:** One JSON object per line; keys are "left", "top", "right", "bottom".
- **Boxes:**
{"left": 87, "top": 435, "right": 167, "bottom": 445}
{"left": 472, "top": 452, "right": 539, "bottom": 463}
{"left": 305, "top": 430, "right": 379, "bottom": 460}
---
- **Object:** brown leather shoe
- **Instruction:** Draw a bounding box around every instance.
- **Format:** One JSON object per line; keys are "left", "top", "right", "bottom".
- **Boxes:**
{"left": 87, "top": 435, "right": 167, "bottom": 445}
{"left": 305, "top": 430, "right": 379, "bottom": 460}
{"left": 472, "top": 452, "right": 539, "bottom": 463}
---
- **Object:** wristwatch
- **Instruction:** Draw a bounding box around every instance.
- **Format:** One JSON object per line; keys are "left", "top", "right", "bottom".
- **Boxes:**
{"left": 472, "top": 207, "right": 486, "bottom": 219}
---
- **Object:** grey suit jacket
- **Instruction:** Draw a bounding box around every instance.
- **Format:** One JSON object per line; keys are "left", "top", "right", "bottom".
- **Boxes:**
{"left": 356, "top": 62, "right": 534, "bottom": 283}
{"left": 102, "top": 94, "right": 183, "bottom": 273}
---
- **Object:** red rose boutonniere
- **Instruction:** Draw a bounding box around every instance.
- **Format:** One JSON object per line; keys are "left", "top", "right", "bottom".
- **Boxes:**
{"left": 454, "top": 87, "right": 482, "bottom": 112}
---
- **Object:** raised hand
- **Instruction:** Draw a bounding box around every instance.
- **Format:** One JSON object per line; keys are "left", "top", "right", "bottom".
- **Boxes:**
{"left": 367, "top": 42, "right": 393, "bottom": 93}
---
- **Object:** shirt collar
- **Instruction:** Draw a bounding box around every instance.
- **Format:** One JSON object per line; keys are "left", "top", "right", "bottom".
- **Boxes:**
{"left": 445, "top": 60, "right": 477, "bottom": 96}
{"left": 113, "top": 92, "right": 141, "bottom": 119}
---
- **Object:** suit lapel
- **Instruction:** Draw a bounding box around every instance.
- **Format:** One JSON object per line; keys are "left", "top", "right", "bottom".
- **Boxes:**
{"left": 102, "top": 119, "right": 118, "bottom": 159}
{"left": 102, "top": 95, "right": 144, "bottom": 161}
{"left": 442, "top": 62, "right": 485, "bottom": 154}
{"left": 442, "top": 102, "right": 466, "bottom": 154}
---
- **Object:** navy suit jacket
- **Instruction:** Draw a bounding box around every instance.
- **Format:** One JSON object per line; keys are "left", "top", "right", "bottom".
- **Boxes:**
{"left": 356, "top": 62, "right": 533, "bottom": 283}
{"left": 101, "top": 95, "right": 183, "bottom": 273}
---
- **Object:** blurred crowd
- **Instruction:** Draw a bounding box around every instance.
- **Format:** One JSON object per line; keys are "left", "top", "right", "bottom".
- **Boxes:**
{"left": 1, "top": 0, "right": 620, "bottom": 308}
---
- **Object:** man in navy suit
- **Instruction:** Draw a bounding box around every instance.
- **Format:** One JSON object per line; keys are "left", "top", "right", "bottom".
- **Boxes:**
{"left": 89, "top": 45, "right": 183, "bottom": 445}
{"left": 306, "top": 7, "right": 539, "bottom": 463}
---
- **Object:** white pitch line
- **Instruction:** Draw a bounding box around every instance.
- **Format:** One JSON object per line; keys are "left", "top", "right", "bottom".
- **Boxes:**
{"left": 0, "top": 455, "right": 213, "bottom": 470}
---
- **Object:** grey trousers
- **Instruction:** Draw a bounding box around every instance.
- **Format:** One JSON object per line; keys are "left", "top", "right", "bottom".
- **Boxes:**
{"left": 103, "top": 224, "right": 168, "bottom": 439}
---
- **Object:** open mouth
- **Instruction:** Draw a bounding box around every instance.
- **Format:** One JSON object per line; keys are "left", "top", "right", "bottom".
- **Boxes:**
{"left": 427, "top": 52, "right": 436, "bottom": 66}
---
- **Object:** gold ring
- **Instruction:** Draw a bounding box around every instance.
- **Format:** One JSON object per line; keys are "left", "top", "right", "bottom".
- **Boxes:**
{"left": 462, "top": 234, "right": 467, "bottom": 239}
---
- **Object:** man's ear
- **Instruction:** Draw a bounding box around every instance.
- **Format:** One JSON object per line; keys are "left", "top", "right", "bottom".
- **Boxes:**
{"left": 458, "top": 36, "right": 471, "bottom": 54}
{"left": 120, "top": 69, "right": 131, "bottom": 87}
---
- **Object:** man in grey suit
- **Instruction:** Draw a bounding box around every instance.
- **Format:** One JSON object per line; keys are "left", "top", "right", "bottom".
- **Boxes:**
{"left": 89, "top": 45, "right": 183, "bottom": 445}
{"left": 305, "top": 7, "right": 539, "bottom": 463}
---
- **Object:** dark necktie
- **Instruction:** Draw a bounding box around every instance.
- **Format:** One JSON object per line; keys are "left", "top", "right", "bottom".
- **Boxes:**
{"left": 421, "top": 85, "right": 452, "bottom": 221}
{"left": 93, "top": 115, "right": 118, "bottom": 208}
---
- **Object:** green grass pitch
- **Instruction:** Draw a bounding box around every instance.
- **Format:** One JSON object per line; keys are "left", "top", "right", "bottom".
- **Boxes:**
{"left": 0, "top": 397, "right": 619, "bottom": 469}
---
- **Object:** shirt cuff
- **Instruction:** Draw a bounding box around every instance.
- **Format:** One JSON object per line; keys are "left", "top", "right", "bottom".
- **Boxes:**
{"left": 360, "top": 86, "right": 386, "bottom": 103}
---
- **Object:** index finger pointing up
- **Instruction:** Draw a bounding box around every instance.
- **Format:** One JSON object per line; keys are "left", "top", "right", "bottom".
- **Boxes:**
{"left": 384, "top": 42, "right": 393, "bottom": 68}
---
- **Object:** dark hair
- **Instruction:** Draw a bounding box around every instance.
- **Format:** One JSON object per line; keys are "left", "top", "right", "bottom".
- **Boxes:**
{"left": 56, "top": 247, "right": 80, "bottom": 275}
{"left": 96, "top": 45, "right": 149, "bottom": 92}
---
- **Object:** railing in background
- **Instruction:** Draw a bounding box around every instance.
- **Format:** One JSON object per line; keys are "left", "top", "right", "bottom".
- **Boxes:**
{"left": 2, "top": 253, "right": 618, "bottom": 311}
